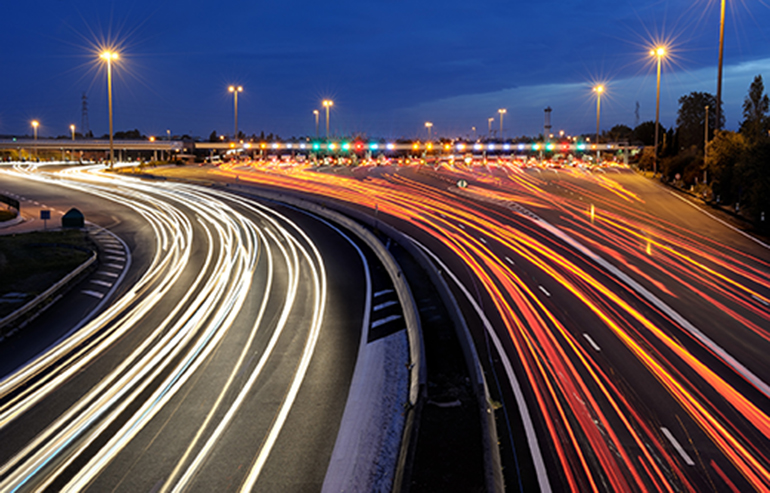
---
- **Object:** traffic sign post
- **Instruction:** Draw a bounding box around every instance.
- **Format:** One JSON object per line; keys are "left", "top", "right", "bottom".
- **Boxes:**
{"left": 40, "top": 210, "right": 50, "bottom": 230}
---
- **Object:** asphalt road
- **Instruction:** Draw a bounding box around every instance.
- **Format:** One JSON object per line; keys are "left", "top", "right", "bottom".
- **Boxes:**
{"left": 206, "top": 160, "right": 770, "bottom": 492}
{"left": 0, "top": 164, "right": 369, "bottom": 491}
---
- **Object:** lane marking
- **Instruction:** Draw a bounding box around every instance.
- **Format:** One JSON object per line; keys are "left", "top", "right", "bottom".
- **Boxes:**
{"left": 371, "top": 314, "right": 402, "bottom": 328}
{"left": 90, "top": 280, "right": 113, "bottom": 288}
{"left": 373, "top": 300, "right": 398, "bottom": 311}
{"left": 505, "top": 256, "right": 515, "bottom": 266}
{"left": 374, "top": 289, "right": 394, "bottom": 298}
{"left": 104, "top": 263, "right": 124, "bottom": 269}
{"left": 105, "top": 255, "right": 125, "bottom": 261}
{"left": 661, "top": 427, "right": 695, "bottom": 466}
{"left": 583, "top": 333, "right": 601, "bottom": 352}
{"left": 479, "top": 237, "right": 487, "bottom": 244}
{"left": 80, "top": 290, "right": 104, "bottom": 299}
{"left": 751, "top": 294, "right": 769, "bottom": 307}
{"left": 538, "top": 285, "right": 551, "bottom": 297}
{"left": 96, "top": 271, "right": 119, "bottom": 278}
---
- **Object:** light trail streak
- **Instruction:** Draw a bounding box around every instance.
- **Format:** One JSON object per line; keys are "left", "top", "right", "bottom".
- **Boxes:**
{"left": 213, "top": 161, "right": 770, "bottom": 491}
{"left": 0, "top": 164, "right": 332, "bottom": 492}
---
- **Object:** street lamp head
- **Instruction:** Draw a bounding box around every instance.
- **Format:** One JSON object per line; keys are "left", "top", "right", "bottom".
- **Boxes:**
{"left": 31, "top": 120, "right": 39, "bottom": 128}
{"left": 229, "top": 85, "right": 243, "bottom": 93}
{"left": 425, "top": 122, "right": 433, "bottom": 128}
{"left": 323, "top": 99, "right": 333, "bottom": 108}
{"left": 651, "top": 46, "right": 666, "bottom": 58}
{"left": 498, "top": 108, "right": 507, "bottom": 114}
{"left": 70, "top": 124, "right": 75, "bottom": 131}
{"left": 594, "top": 84, "right": 605, "bottom": 94}
{"left": 313, "top": 109, "right": 319, "bottom": 115}
{"left": 100, "top": 51, "right": 118, "bottom": 61}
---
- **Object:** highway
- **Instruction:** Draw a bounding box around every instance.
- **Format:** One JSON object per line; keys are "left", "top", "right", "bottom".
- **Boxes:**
{"left": 208, "top": 160, "right": 770, "bottom": 492}
{"left": 0, "top": 164, "right": 370, "bottom": 491}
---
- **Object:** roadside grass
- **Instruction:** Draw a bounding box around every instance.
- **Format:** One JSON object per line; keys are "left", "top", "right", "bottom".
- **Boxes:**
{"left": 0, "top": 230, "right": 92, "bottom": 318}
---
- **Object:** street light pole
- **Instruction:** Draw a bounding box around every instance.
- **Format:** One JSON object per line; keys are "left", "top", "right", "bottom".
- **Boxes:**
{"left": 100, "top": 51, "right": 118, "bottom": 167}
{"left": 498, "top": 109, "right": 507, "bottom": 139}
{"left": 715, "top": 0, "right": 726, "bottom": 131}
{"left": 425, "top": 121, "right": 433, "bottom": 140}
{"left": 594, "top": 85, "right": 604, "bottom": 165}
{"left": 229, "top": 85, "right": 243, "bottom": 141}
{"left": 704, "top": 105, "right": 709, "bottom": 184}
{"left": 322, "top": 100, "right": 333, "bottom": 138}
{"left": 31, "top": 120, "right": 39, "bottom": 159}
{"left": 313, "top": 110, "right": 319, "bottom": 137}
{"left": 488, "top": 117, "right": 494, "bottom": 138}
{"left": 651, "top": 46, "right": 666, "bottom": 175}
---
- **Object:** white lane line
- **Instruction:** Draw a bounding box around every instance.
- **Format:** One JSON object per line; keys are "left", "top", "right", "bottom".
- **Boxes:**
{"left": 104, "top": 249, "right": 124, "bottom": 255}
{"left": 666, "top": 190, "right": 770, "bottom": 250}
{"left": 104, "top": 263, "right": 124, "bottom": 269}
{"left": 661, "top": 427, "right": 695, "bottom": 466}
{"left": 583, "top": 333, "right": 601, "bottom": 352}
{"left": 96, "top": 271, "right": 119, "bottom": 278}
{"left": 373, "top": 300, "right": 398, "bottom": 311}
{"left": 90, "top": 280, "right": 113, "bottom": 288}
{"left": 538, "top": 285, "right": 551, "bottom": 297}
{"left": 374, "top": 289, "right": 394, "bottom": 298}
{"left": 371, "top": 314, "right": 402, "bottom": 328}
{"left": 752, "top": 294, "right": 769, "bottom": 307}
{"left": 105, "top": 255, "right": 125, "bottom": 261}
{"left": 479, "top": 237, "right": 487, "bottom": 244}
{"left": 525, "top": 206, "right": 770, "bottom": 400}
{"left": 505, "top": 256, "right": 515, "bottom": 266}
{"left": 80, "top": 290, "right": 104, "bottom": 299}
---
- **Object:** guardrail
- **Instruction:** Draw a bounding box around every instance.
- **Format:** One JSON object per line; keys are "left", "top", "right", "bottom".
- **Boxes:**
{"left": 0, "top": 249, "right": 97, "bottom": 335}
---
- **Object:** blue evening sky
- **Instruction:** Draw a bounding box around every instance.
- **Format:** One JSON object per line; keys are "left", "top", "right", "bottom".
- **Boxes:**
{"left": 1, "top": 0, "right": 769, "bottom": 140}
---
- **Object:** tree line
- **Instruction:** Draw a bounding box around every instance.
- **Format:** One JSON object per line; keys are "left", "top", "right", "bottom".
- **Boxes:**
{"left": 616, "top": 75, "right": 769, "bottom": 232}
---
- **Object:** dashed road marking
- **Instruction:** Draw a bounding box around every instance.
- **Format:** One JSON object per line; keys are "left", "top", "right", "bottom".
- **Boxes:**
{"left": 751, "top": 294, "right": 769, "bottom": 307}
{"left": 661, "top": 427, "right": 695, "bottom": 466}
{"left": 373, "top": 300, "right": 398, "bottom": 311}
{"left": 374, "top": 289, "right": 394, "bottom": 298}
{"left": 106, "top": 255, "right": 125, "bottom": 261}
{"left": 97, "top": 271, "right": 119, "bottom": 278}
{"left": 505, "top": 256, "right": 515, "bottom": 266}
{"left": 371, "top": 314, "right": 402, "bottom": 329}
{"left": 583, "top": 333, "right": 601, "bottom": 351}
{"left": 104, "top": 263, "right": 124, "bottom": 269}
{"left": 90, "top": 280, "right": 113, "bottom": 288}
{"left": 81, "top": 290, "right": 105, "bottom": 299}
{"left": 479, "top": 237, "right": 487, "bottom": 244}
{"left": 538, "top": 285, "right": 551, "bottom": 297}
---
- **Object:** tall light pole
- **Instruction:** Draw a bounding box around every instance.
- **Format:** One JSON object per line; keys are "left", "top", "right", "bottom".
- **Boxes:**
{"left": 651, "top": 46, "right": 666, "bottom": 175}
{"left": 715, "top": 0, "right": 726, "bottom": 131}
{"left": 594, "top": 85, "right": 604, "bottom": 164}
{"left": 322, "top": 100, "right": 333, "bottom": 138}
{"left": 313, "top": 110, "right": 319, "bottom": 137}
{"left": 704, "top": 105, "right": 709, "bottom": 184}
{"left": 100, "top": 50, "right": 118, "bottom": 167}
{"left": 488, "top": 117, "right": 494, "bottom": 138}
{"left": 498, "top": 108, "right": 507, "bottom": 139}
{"left": 229, "top": 85, "right": 243, "bottom": 141}
{"left": 70, "top": 124, "right": 76, "bottom": 141}
{"left": 31, "top": 120, "right": 39, "bottom": 159}
{"left": 425, "top": 121, "right": 433, "bottom": 140}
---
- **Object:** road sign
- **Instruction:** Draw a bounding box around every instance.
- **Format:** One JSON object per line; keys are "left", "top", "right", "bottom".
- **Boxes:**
{"left": 457, "top": 179, "right": 468, "bottom": 188}
{"left": 40, "top": 210, "right": 50, "bottom": 220}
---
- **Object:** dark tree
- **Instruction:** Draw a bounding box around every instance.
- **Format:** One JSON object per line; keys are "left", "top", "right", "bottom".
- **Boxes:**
{"left": 739, "top": 75, "right": 770, "bottom": 143}
{"left": 676, "top": 92, "right": 720, "bottom": 151}
{"left": 632, "top": 121, "right": 665, "bottom": 146}
{"left": 705, "top": 130, "right": 747, "bottom": 204}
{"left": 209, "top": 130, "right": 218, "bottom": 142}
{"left": 606, "top": 124, "right": 632, "bottom": 142}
